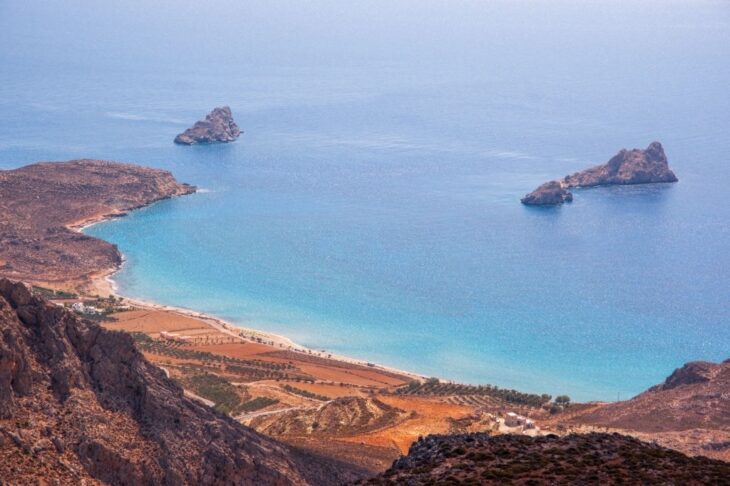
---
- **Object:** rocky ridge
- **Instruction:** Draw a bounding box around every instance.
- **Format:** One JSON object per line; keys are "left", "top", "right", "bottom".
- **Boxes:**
{"left": 571, "top": 359, "right": 730, "bottom": 433}
{"left": 359, "top": 432, "right": 730, "bottom": 485}
{"left": 521, "top": 142, "right": 678, "bottom": 205}
{"left": 174, "top": 106, "right": 241, "bottom": 145}
{"left": 0, "top": 279, "right": 360, "bottom": 484}
{"left": 0, "top": 159, "right": 195, "bottom": 291}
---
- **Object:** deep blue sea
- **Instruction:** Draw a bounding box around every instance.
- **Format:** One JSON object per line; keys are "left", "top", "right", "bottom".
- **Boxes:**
{"left": 1, "top": 1, "right": 728, "bottom": 401}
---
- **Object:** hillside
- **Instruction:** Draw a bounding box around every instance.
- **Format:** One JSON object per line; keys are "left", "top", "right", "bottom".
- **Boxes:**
{"left": 565, "top": 359, "right": 730, "bottom": 461}
{"left": 359, "top": 432, "right": 730, "bottom": 485}
{"left": 574, "top": 360, "right": 730, "bottom": 432}
{"left": 248, "top": 396, "right": 409, "bottom": 437}
{"left": 0, "top": 279, "right": 361, "bottom": 484}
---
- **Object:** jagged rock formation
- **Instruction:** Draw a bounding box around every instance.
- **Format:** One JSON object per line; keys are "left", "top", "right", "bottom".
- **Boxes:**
{"left": 0, "top": 160, "right": 195, "bottom": 291}
{"left": 519, "top": 180, "right": 573, "bottom": 206}
{"left": 248, "top": 397, "right": 408, "bottom": 437}
{"left": 564, "top": 141, "right": 678, "bottom": 188}
{"left": 0, "top": 279, "right": 361, "bottom": 484}
{"left": 522, "top": 142, "right": 678, "bottom": 205}
{"left": 359, "top": 433, "right": 730, "bottom": 485}
{"left": 174, "top": 106, "right": 241, "bottom": 145}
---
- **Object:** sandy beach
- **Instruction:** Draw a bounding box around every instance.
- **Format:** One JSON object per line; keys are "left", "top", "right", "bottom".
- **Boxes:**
{"left": 71, "top": 209, "right": 425, "bottom": 384}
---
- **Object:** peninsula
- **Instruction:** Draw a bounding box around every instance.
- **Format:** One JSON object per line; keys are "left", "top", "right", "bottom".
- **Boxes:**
{"left": 174, "top": 106, "right": 241, "bottom": 145}
{"left": 522, "top": 142, "right": 678, "bottom": 206}
{"left": 0, "top": 159, "right": 195, "bottom": 291}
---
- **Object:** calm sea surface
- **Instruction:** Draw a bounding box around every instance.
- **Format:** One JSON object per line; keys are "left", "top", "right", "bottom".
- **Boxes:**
{"left": 1, "top": 1, "right": 729, "bottom": 400}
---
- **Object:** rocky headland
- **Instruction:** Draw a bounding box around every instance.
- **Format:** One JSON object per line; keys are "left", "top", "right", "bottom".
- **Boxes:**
{"left": 174, "top": 106, "right": 241, "bottom": 145}
{"left": 0, "top": 159, "right": 195, "bottom": 292}
{"left": 0, "top": 279, "right": 361, "bottom": 484}
{"left": 521, "top": 141, "right": 678, "bottom": 205}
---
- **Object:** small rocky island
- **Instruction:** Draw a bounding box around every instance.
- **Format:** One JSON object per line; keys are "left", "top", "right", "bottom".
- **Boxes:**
{"left": 174, "top": 106, "right": 241, "bottom": 145}
{"left": 521, "top": 142, "right": 678, "bottom": 206}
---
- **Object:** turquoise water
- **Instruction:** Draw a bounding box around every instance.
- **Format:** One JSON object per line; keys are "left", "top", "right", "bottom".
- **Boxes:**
{"left": 1, "top": 1, "right": 729, "bottom": 401}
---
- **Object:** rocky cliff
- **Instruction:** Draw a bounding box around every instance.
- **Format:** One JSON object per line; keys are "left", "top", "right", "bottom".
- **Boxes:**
{"left": 359, "top": 432, "right": 730, "bottom": 485}
{"left": 0, "top": 279, "right": 359, "bottom": 484}
{"left": 522, "top": 142, "right": 678, "bottom": 206}
{"left": 0, "top": 159, "right": 195, "bottom": 291}
{"left": 174, "top": 106, "right": 241, "bottom": 145}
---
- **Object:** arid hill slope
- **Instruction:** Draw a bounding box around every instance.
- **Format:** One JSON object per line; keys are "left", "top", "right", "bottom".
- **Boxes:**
{"left": 248, "top": 397, "right": 409, "bottom": 438}
{"left": 564, "top": 359, "right": 730, "bottom": 461}
{"left": 360, "top": 432, "right": 730, "bottom": 485}
{"left": 574, "top": 360, "right": 730, "bottom": 432}
{"left": 0, "top": 160, "right": 195, "bottom": 289}
{"left": 0, "top": 279, "right": 360, "bottom": 485}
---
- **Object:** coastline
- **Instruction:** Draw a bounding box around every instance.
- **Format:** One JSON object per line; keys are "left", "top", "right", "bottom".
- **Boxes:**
{"left": 72, "top": 208, "right": 426, "bottom": 383}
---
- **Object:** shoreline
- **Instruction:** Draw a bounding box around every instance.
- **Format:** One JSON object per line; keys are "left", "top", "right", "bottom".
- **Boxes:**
{"left": 72, "top": 208, "right": 426, "bottom": 382}
{"left": 99, "top": 272, "right": 426, "bottom": 382}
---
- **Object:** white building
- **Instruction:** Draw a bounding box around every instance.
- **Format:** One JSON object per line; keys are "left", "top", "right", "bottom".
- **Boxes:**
{"left": 71, "top": 302, "right": 101, "bottom": 315}
{"left": 504, "top": 412, "right": 521, "bottom": 427}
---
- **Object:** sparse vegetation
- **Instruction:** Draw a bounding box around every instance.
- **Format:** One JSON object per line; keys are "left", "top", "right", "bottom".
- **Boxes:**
{"left": 176, "top": 371, "right": 244, "bottom": 415}
{"left": 130, "top": 336, "right": 310, "bottom": 381}
{"left": 240, "top": 397, "right": 280, "bottom": 412}
{"left": 550, "top": 395, "right": 572, "bottom": 414}
{"left": 32, "top": 285, "right": 77, "bottom": 299}
{"left": 394, "top": 380, "right": 552, "bottom": 408}
{"left": 281, "top": 384, "right": 329, "bottom": 401}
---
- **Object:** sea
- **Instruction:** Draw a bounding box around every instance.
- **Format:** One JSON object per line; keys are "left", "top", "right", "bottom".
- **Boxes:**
{"left": 1, "top": 0, "right": 728, "bottom": 401}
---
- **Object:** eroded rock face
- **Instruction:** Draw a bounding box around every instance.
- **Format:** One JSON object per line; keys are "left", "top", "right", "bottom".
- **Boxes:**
{"left": 0, "top": 279, "right": 355, "bottom": 485}
{"left": 521, "top": 142, "right": 677, "bottom": 206}
{"left": 520, "top": 180, "right": 573, "bottom": 206}
{"left": 174, "top": 106, "right": 241, "bottom": 145}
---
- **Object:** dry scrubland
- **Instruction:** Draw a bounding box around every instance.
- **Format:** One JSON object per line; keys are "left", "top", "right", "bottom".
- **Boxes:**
{"left": 99, "top": 304, "right": 561, "bottom": 471}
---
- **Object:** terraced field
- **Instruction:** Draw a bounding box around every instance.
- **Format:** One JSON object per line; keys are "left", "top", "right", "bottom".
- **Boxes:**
{"left": 395, "top": 380, "right": 552, "bottom": 409}
{"left": 132, "top": 334, "right": 313, "bottom": 382}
